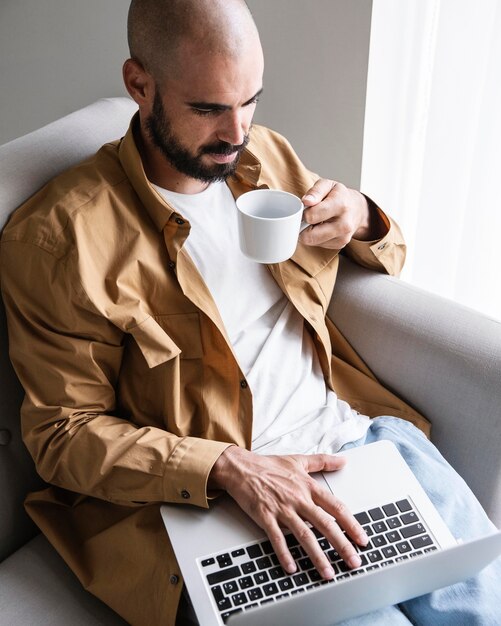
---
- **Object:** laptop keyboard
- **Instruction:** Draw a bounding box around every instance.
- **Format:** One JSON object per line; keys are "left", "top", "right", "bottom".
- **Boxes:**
{"left": 199, "top": 498, "right": 439, "bottom": 624}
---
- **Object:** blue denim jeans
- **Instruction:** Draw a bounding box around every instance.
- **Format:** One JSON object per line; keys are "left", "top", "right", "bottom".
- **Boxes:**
{"left": 336, "top": 416, "right": 501, "bottom": 626}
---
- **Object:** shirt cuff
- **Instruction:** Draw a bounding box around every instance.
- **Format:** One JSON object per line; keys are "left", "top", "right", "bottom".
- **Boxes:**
{"left": 163, "top": 437, "right": 234, "bottom": 508}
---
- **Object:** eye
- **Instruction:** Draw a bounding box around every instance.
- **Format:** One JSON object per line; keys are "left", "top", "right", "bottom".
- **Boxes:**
{"left": 191, "top": 107, "right": 220, "bottom": 117}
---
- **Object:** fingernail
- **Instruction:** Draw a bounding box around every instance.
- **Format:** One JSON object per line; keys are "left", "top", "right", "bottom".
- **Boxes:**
{"left": 359, "top": 531, "right": 369, "bottom": 545}
{"left": 303, "top": 193, "right": 315, "bottom": 202}
{"left": 285, "top": 561, "right": 297, "bottom": 574}
{"left": 348, "top": 554, "right": 362, "bottom": 569}
{"left": 322, "top": 566, "right": 335, "bottom": 579}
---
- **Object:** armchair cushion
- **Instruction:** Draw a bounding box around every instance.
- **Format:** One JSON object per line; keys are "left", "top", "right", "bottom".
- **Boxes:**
{"left": 329, "top": 257, "right": 501, "bottom": 527}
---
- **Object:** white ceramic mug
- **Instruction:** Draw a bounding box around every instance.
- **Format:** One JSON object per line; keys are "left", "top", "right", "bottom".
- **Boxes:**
{"left": 236, "top": 189, "right": 308, "bottom": 263}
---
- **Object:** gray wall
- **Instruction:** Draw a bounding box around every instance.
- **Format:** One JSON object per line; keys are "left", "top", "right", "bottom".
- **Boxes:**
{"left": 0, "top": 0, "right": 372, "bottom": 188}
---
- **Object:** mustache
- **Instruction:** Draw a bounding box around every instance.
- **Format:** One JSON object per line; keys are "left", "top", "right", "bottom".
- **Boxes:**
{"left": 200, "top": 134, "right": 250, "bottom": 156}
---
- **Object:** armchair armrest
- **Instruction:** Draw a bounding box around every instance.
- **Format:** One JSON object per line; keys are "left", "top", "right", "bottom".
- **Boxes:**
{"left": 328, "top": 257, "right": 501, "bottom": 528}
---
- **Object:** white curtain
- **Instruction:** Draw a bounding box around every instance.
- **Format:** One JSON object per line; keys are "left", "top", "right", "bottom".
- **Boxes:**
{"left": 361, "top": 0, "right": 501, "bottom": 320}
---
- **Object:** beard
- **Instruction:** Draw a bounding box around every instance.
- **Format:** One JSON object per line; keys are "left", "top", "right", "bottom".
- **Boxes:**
{"left": 146, "top": 89, "right": 250, "bottom": 184}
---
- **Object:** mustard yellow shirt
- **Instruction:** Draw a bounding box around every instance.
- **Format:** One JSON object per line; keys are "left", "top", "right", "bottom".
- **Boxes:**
{"left": 0, "top": 116, "right": 427, "bottom": 626}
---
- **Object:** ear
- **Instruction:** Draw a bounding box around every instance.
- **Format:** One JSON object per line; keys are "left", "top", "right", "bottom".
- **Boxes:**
{"left": 122, "top": 58, "right": 154, "bottom": 107}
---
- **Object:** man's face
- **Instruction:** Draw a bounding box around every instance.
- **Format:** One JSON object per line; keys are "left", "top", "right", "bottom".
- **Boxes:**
{"left": 143, "top": 39, "right": 264, "bottom": 187}
{"left": 146, "top": 87, "right": 250, "bottom": 184}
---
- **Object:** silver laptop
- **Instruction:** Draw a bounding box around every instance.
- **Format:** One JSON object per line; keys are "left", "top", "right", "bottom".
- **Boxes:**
{"left": 161, "top": 440, "right": 501, "bottom": 626}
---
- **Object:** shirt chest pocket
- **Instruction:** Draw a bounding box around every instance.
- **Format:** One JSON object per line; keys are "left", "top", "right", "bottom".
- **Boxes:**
{"left": 129, "top": 312, "right": 203, "bottom": 368}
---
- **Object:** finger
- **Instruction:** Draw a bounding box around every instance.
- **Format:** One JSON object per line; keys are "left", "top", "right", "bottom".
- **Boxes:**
{"left": 302, "top": 179, "right": 336, "bottom": 207}
{"left": 314, "top": 485, "right": 369, "bottom": 549}
{"left": 292, "top": 453, "right": 347, "bottom": 475}
{"left": 299, "top": 219, "right": 352, "bottom": 249}
{"left": 263, "top": 519, "right": 298, "bottom": 575}
{"left": 308, "top": 505, "right": 363, "bottom": 571}
{"left": 286, "top": 514, "right": 336, "bottom": 580}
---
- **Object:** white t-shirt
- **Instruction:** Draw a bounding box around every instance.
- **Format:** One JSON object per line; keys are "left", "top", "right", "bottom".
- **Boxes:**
{"left": 153, "top": 182, "right": 370, "bottom": 455}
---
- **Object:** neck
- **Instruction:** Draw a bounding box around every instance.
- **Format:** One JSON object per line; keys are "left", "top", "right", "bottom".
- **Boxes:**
{"left": 134, "top": 120, "right": 209, "bottom": 194}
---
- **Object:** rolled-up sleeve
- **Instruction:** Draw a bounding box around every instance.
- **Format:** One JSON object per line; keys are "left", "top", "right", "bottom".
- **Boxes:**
{"left": 344, "top": 197, "right": 406, "bottom": 276}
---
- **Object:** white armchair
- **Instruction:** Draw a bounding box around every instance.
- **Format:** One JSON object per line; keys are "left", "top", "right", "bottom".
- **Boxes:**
{"left": 0, "top": 97, "right": 499, "bottom": 625}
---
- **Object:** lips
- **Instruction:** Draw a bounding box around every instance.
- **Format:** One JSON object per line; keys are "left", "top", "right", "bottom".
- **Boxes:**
{"left": 206, "top": 151, "right": 238, "bottom": 164}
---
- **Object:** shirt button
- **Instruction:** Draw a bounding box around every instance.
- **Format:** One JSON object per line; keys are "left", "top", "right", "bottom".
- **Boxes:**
{"left": 170, "top": 574, "right": 179, "bottom": 585}
{"left": 181, "top": 489, "right": 191, "bottom": 499}
{"left": 240, "top": 379, "right": 248, "bottom": 389}
{"left": 175, "top": 217, "right": 185, "bottom": 225}
{"left": 378, "top": 243, "right": 387, "bottom": 250}
{"left": 168, "top": 261, "right": 176, "bottom": 269}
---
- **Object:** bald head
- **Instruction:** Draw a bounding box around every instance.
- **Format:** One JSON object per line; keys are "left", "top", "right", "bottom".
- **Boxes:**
{"left": 127, "top": 0, "right": 259, "bottom": 82}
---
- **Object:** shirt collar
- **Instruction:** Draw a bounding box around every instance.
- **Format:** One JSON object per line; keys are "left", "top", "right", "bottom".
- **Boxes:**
{"left": 118, "top": 113, "right": 265, "bottom": 232}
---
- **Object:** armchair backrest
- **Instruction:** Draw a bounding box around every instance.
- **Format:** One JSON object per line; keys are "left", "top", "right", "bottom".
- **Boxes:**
{"left": 0, "top": 97, "right": 138, "bottom": 561}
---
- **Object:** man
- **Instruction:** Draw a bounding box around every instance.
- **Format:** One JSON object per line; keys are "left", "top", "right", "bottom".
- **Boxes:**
{"left": 0, "top": 1, "right": 499, "bottom": 625}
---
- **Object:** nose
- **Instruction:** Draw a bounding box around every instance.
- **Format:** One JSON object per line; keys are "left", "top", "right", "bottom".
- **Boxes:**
{"left": 217, "top": 109, "right": 248, "bottom": 146}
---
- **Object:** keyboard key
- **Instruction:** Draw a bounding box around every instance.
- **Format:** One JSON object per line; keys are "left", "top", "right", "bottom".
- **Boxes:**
{"left": 231, "top": 548, "right": 245, "bottom": 558}
{"left": 217, "top": 553, "right": 233, "bottom": 568}
{"left": 253, "top": 572, "right": 269, "bottom": 585}
{"left": 387, "top": 517, "right": 402, "bottom": 529}
{"left": 256, "top": 556, "right": 272, "bottom": 570}
{"left": 327, "top": 549, "right": 340, "bottom": 562}
{"left": 337, "top": 574, "right": 351, "bottom": 580}
{"left": 290, "top": 546, "right": 302, "bottom": 560}
{"left": 364, "top": 525, "right": 374, "bottom": 537}
{"left": 241, "top": 561, "right": 256, "bottom": 574}
{"left": 401, "top": 512, "right": 419, "bottom": 525}
{"left": 318, "top": 538, "right": 330, "bottom": 551}
{"left": 217, "top": 597, "right": 232, "bottom": 611}
{"left": 411, "top": 535, "right": 433, "bottom": 550}
{"left": 246, "top": 544, "right": 263, "bottom": 559}
{"left": 396, "top": 541, "right": 412, "bottom": 554}
{"left": 263, "top": 582, "right": 279, "bottom": 597}
{"left": 231, "top": 592, "right": 247, "bottom": 607}
{"left": 260, "top": 540, "right": 274, "bottom": 554}
{"left": 382, "top": 545, "right": 398, "bottom": 558}
{"left": 207, "top": 566, "right": 241, "bottom": 586}
{"left": 308, "top": 569, "right": 322, "bottom": 582}
{"left": 269, "top": 566, "right": 286, "bottom": 580}
{"left": 261, "top": 599, "right": 274, "bottom": 605}
{"left": 223, "top": 581, "right": 238, "bottom": 595}
{"left": 278, "top": 578, "right": 294, "bottom": 591}
{"left": 211, "top": 586, "right": 224, "bottom": 602}
{"left": 366, "top": 564, "right": 380, "bottom": 572}
{"left": 372, "top": 521, "right": 388, "bottom": 534}
{"left": 248, "top": 588, "right": 263, "bottom": 601}
{"left": 368, "top": 507, "right": 385, "bottom": 521}
{"left": 424, "top": 546, "right": 438, "bottom": 554}
{"left": 401, "top": 523, "right": 425, "bottom": 539}
{"left": 386, "top": 531, "right": 402, "bottom": 543}
{"left": 372, "top": 535, "right": 387, "bottom": 548}
{"left": 285, "top": 533, "right": 300, "bottom": 548}
{"left": 382, "top": 503, "right": 399, "bottom": 517}
{"left": 354, "top": 511, "right": 371, "bottom": 525}
{"left": 221, "top": 608, "right": 242, "bottom": 623}
{"left": 201, "top": 557, "right": 215, "bottom": 567}
{"left": 293, "top": 572, "right": 309, "bottom": 587}
{"left": 380, "top": 560, "right": 394, "bottom": 568}
{"left": 238, "top": 576, "right": 254, "bottom": 590}
{"left": 298, "top": 556, "right": 313, "bottom": 571}
{"left": 367, "top": 550, "right": 383, "bottom": 563}
{"left": 396, "top": 499, "right": 412, "bottom": 513}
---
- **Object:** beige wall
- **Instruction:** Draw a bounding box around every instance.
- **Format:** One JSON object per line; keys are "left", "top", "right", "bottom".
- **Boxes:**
{"left": 0, "top": 0, "right": 372, "bottom": 187}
